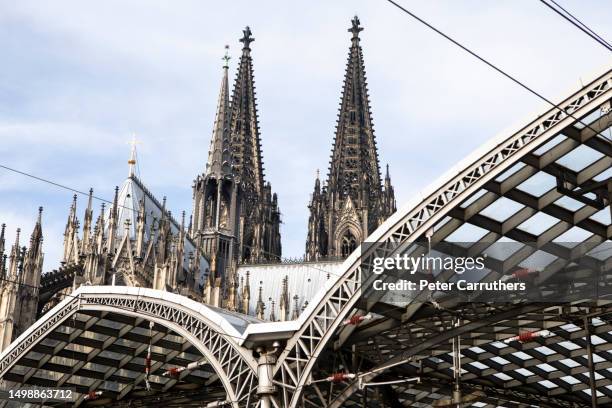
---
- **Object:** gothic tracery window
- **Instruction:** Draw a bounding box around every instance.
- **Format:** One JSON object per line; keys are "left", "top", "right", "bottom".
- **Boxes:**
{"left": 341, "top": 231, "right": 357, "bottom": 257}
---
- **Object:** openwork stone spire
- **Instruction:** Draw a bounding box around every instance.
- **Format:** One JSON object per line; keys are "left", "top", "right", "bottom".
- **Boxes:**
{"left": 306, "top": 16, "right": 395, "bottom": 260}
{"left": 229, "top": 25, "right": 265, "bottom": 196}
{"left": 328, "top": 15, "right": 381, "bottom": 200}
{"left": 205, "top": 46, "right": 233, "bottom": 179}
{"left": 192, "top": 28, "right": 281, "bottom": 309}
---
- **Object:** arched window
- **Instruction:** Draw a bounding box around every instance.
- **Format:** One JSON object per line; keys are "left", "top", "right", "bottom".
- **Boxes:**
{"left": 341, "top": 232, "right": 357, "bottom": 257}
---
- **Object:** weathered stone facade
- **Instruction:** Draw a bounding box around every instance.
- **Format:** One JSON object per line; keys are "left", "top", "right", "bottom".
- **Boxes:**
{"left": 192, "top": 28, "right": 282, "bottom": 311}
{"left": 0, "top": 18, "right": 395, "bottom": 350}
{"left": 0, "top": 210, "right": 44, "bottom": 351}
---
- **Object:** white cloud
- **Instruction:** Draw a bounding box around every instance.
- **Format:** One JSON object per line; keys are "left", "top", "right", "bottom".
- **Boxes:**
{"left": 0, "top": 0, "right": 610, "bottom": 265}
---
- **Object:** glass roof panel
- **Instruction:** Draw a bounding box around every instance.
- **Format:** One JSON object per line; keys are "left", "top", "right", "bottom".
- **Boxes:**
{"left": 589, "top": 208, "right": 611, "bottom": 225}
{"left": 40, "top": 338, "right": 60, "bottom": 347}
{"left": 512, "top": 351, "right": 532, "bottom": 361}
{"left": 582, "top": 389, "right": 606, "bottom": 397}
{"left": 587, "top": 242, "right": 612, "bottom": 261}
{"left": 555, "top": 145, "right": 603, "bottom": 172}
{"left": 459, "top": 189, "right": 488, "bottom": 209}
{"left": 553, "top": 227, "right": 593, "bottom": 246}
{"left": 517, "top": 251, "right": 557, "bottom": 270}
{"left": 532, "top": 134, "right": 567, "bottom": 155}
{"left": 553, "top": 196, "right": 585, "bottom": 211}
{"left": 24, "top": 351, "right": 44, "bottom": 360}
{"left": 560, "top": 358, "right": 580, "bottom": 368}
{"left": 516, "top": 171, "right": 556, "bottom": 197}
{"left": 561, "top": 375, "right": 581, "bottom": 385}
{"left": 445, "top": 223, "right": 490, "bottom": 242}
{"left": 482, "top": 240, "right": 523, "bottom": 261}
{"left": 490, "top": 356, "right": 510, "bottom": 365}
{"left": 495, "top": 162, "right": 526, "bottom": 182}
{"left": 574, "top": 108, "right": 603, "bottom": 129}
{"left": 593, "top": 166, "right": 612, "bottom": 182}
{"left": 493, "top": 372, "right": 512, "bottom": 381}
{"left": 517, "top": 212, "right": 559, "bottom": 235}
{"left": 99, "top": 350, "right": 124, "bottom": 360}
{"left": 516, "top": 368, "right": 535, "bottom": 377}
{"left": 470, "top": 361, "right": 489, "bottom": 370}
{"left": 537, "top": 363, "right": 557, "bottom": 372}
{"left": 480, "top": 197, "right": 525, "bottom": 222}
{"left": 560, "top": 323, "right": 581, "bottom": 332}
{"left": 491, "top": 341, "right": 509, "bottom": 349}
{"left": 558, "top": 341, "right": 581, "bottom": 350}
{"left": 535, "top": 346, "right": 555, "bottom": 356}
{"left": 539, "top": 380, "right": 558, "bottom": 389}
{"left": 433, "top": 216, "right": 454, "bottom": 233}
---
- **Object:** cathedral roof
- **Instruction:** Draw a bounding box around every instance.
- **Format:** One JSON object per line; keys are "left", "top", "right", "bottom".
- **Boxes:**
{"left": 237, "top": 260, "right": 343, "bottom": 320}
{"left": 110, "top": 175, "right": 210, "bottom": 287}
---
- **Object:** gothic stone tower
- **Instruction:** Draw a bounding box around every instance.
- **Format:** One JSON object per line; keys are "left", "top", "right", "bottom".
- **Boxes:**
{"left": 192, "top": 28, "right": 282, "bottom": 309}
{"left": 306, "top": 17, "right": 396, "bottom": 260}
{"left": 0, "top": 209, "right": 44, "bottom": 351}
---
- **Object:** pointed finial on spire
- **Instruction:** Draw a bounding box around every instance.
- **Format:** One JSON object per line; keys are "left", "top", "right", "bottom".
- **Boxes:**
{"left": 222, "top": 45, "right": 231, "bottom": 69}
{"left": 349, "top": 16, "right": 363, "bottom": 42}
{"left": 14, "top": 228, "right": 21, "bottom": 249}
{"left": 316, "top": 169, "right": 320, "bottom": 180}
{"left": 240, "top": 26, "right": 254, "bottom": 50}
{"left": 128, "top": 134, "right": 140, "bottom": 178}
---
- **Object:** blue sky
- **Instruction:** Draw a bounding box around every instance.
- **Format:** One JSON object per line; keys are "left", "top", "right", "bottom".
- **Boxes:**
{"left": 0, "top": 0, "right": 610, "bottom": 269}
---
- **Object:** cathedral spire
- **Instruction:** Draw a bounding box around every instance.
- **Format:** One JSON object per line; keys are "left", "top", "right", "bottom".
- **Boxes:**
{"left": 305, "top": 16, "right": 395, "bottom": 260}
{"left": 29, "top": 207, "right": 43, "bottom": 248}
{"left": 327, "top": 15, "right": 381, "bottom": 199}
{"left": 81, "top": 189, "right": 94, "bottom": 252}
{"left": 8, "top": 228, "right": 20, "bottom": 278}
{"left": 205, "top": 46, "right": 233, "bottom": 179}
{"left": 0, "top": 223, "right": 6, "bottom": 262}
{"left": 229, "top": 25, "right": 265, "bottom": 195}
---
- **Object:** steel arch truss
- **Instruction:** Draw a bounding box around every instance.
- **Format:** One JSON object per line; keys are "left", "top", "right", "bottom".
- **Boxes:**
{"left": 274, "top": 69, "right": 612, "bottom": 407}
{"left": 0, "top": 287, "right": 258, "bottom": 407}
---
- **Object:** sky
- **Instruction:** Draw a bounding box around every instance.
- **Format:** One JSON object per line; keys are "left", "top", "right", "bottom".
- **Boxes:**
{"left": 0, "top": 0, "right": 610, "bottom": 270}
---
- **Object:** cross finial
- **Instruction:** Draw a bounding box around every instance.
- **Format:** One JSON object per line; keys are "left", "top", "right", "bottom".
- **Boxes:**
{"left": 222, "top": 45, "right": 231, "bottom": 69}
{"left": 349, "top": 16, "right": 363, "bottom": 41}
{"left": 240, "top": 26, "right": 254, "bottom": 50}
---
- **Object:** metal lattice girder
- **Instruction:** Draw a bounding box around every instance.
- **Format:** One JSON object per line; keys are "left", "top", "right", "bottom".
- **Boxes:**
{"left": 0, "top": 286, "right": 258, "bottom": 408}
{"left": 322, "top": 303, "right": 611, "bottom": 408}
{"left": 274, "top": 68, "right": 611, "bottom": 407}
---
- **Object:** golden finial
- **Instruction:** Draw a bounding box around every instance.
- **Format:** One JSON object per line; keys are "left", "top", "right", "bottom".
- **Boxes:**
{"left": 127, "top": 133, "right": 141, "bottom": 177}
